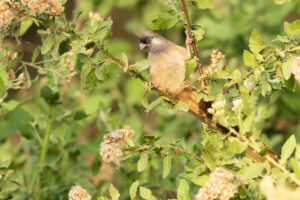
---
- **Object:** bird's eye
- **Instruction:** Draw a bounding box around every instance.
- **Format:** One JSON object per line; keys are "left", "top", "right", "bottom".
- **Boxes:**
{"left": 145, "top": 37, "right": 152, "bottom": 44}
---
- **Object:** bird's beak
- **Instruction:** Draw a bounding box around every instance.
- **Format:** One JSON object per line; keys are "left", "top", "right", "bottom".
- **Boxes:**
{"left": 139, "top": 43, "right": 146, "bottom": 50}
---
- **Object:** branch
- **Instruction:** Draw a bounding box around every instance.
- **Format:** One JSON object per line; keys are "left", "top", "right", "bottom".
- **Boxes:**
{"left": 98, "top": 49, "right": 298, "bottom": 186}
{"left": 180, "top": 0, "right": 205, "bottom": 83}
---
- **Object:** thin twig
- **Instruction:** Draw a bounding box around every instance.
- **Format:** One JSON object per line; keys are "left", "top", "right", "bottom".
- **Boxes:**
{"left": 181, "top": 0, "right": 206, "bottom": 89}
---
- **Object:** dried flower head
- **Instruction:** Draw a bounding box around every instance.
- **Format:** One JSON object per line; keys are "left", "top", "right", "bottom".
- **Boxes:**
{"left": 0, "top": 1, "right": 15, "bottom": 28}
{"left": 195, "top": 168, "right": 237, "bottom": 200}
{"left": 204, "top": 49, "right": 225, "bottom": 74}
{"left": 89, "top": 11, "right": 103, "bottom": 22}
{"left": 68, "top": 185, "right": 91, "bottom": 200}
{"left": 292, "top": 57, "right": 300, "bottom": 84}
{"left": 22, "top": 0, "right": 64, "bottom": 15}
{"left": 100, "top": 126, "right": 135, "bottom": 166}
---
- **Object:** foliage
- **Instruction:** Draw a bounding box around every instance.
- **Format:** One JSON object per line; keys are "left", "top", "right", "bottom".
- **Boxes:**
{"left": 0, "top": 0, "right": 300, "bottom": 199}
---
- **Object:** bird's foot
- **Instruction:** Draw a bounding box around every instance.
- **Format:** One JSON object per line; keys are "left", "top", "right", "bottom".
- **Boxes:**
{"left": 185, "top": 30, "right": 193, "bottom": 44}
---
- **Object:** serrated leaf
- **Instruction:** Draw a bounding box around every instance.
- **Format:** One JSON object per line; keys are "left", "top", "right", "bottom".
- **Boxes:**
{"left": 228, "top": 139, "right": 247, "bottom": 154}
{"left": 243, "top": 50, "right": 257, "bottom": 68}
{"left": 177, "top": 179, "right": 190, "bottom": 200}
{"left": 129, "top": 180, "right": 139, "bottom": 200}
{"left": 249, "top": 29, "right": 265, "bottom": 55}
{"left": 185, "top": 57, "right": 197, "bottom": 79}
{"left": 109, "top": 184, "right": 120, "bottom": 200}
{"left": 280, "top": 135, "right": 296, "bottom": 165}
{"left": 41, "top": 36, "right": 54, "bottom": 54}
{"left": 19, "top": 19, "right": 33, "bottom": 36}
{"left": 241, "top": 163, "right": 265, "bottom": 179}
{"left": 163, "top": 155, "right": 171, "bottom": 179}
{"left": 282, "top": 59, "right": 292, "bottom": 80}
{"left": 150, "top": 12, "right": 179, "bottom": 30}
{"left": 137, "top": 152, "right": 149, "bottom": 172}
{"left": 191, "top": 28, "right": 205, "bottom": 41}
{"left": 134, "top": 59, "right": 151, "bottom": 73}
{"left": 191, "top": 0, "right": 215, "bottom": 9}
{"left": 82, "top": 68, "right": 98, "bottom": 90}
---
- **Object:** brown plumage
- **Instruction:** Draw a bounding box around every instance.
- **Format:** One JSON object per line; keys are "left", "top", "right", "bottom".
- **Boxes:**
{"left": 136, "top": 29, "right": 190, "bottom": 96}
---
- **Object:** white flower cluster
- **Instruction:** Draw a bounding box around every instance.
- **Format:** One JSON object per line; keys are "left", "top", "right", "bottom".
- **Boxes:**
{"left": 68, "top": 185, "right": 91, "bottom": 200}
{"left": 208, "top": 100, "right": 226, "bottom": 117}
{"left": 292, "top": 57, "right": 300, "bottom": 84}
{"left": 21, "top": 0, "right": 64, "bottom": 15}
{"left": 0, "top": 0, "right": 16, "bottom": 28}
{"left": 205, "top": 49, "right": 225, "bottom": 74}
{"left": 100, "top": 126, "right": 135, "bottom": 166}
{"left": 232, "top": 98, "right": 242, "bottom": 111}
{"left": 195, "top": 168, "right": 237, "bottom": 200}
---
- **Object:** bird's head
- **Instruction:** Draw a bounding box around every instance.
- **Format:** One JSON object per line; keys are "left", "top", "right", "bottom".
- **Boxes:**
{"left": 136, "top": 29, "right": 167, "bottom": 53}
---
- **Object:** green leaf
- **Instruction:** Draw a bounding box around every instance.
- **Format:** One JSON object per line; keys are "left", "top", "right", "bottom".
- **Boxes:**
{"left": 274, "top": 0, "right": 290, "bottom": 4}
{"left": 41, "top": 36, "right": 54, "bottom": 54}
{"left": 9, "top": 107, "right": 34, "bottom": 139}
{"left": 134, "top": 59, "right": 151, "bottom": 73}
{"left": 121, "top": 52, "right": 129, "bottom": 69}
{"left": 284, "top": 20, "right": 300, "bottom": 36}
{"left": 125, "top": 136, "right": 135, "bottom": 147}
{"left": 150, "top": 12, "right": 179, "bottom": 30}
{"left": 191, "top": 0, "right": 215, "bottom": 9}
{"left": 32, "top": 46, "right": 41, "bottom": 62}
{"left": 243, "top": 50, "right": 257, "bottom": 68}
{"left": 282, "top": 59, "right": 292, "bottom": 80}
{"left": 176, "top": 101, "right": 190, "bottom": 112}
{"left": 202, "top": 150, "right": 216, "bottom": 170}
{"left": 228, "top": 138, "right": 247, "bottom": 154}
{"left": 137, "top": 152, "right": 149, "bottom": 172}
{"left": 0, "top": 159, "right": 11, "bottom": 169}
{"left": 191, "top": 28, "right": 205, "bottom": 41}
{"left": 291, "top": 158, "right": 300, "bottom": 181}
{"left": 82, "top": 68, "right": 98, "bottom": 90}
{"left": 129, "top": 180, "right": 139, "bottom": 200}
{"left": 19, "top": 19, "right": 33, "bottom": 36}
{"left": 185, "top": 57, "right": 197, "bottom": 79}
{"left": 139, "top": 187, "right": 154, "bottom": 200}
{"left": 177, "top": 179, "right": 190, "bottom": 200}
{"left": 163, "top": 155, "right": 172, "bottom": 179}
{"left": 240, "top": 163, "right": 265, "bottom": 179}
{"left": 40, "top": 85, "right": 60, "bottom": 105}
{"left": 0, "top": 65, "right": 8, "bottom": 97}
{"left": 241, "top": 111, "right": 255, "bottom": 134}
{"left": 280, "top": 135, "right": 296, "bottom": 165}
{"left": 97, "top": 195, "right": 109, "bottom": 200}
{"left": 249, "top": 29, "right": 265, "bottom": 55}
{"left": 109, "top": 184, "right": 120, "bottom": 200}
{"left": 239, "top": 86, "right": 251, "bottom": 115}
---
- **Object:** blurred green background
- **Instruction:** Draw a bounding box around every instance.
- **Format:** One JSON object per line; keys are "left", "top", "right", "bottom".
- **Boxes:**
{"left": 0, "top": 0, "right": 300, "bottom": 199}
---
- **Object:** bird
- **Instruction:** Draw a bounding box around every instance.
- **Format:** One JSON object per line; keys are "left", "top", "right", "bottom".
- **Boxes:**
{"left": 136, "top": 29, "right": 193, "bottom": 96}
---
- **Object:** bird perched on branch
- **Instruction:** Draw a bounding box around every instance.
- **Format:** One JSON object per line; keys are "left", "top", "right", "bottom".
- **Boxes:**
{"left": 136, "top": 29, "right": 193, "bottom": 96}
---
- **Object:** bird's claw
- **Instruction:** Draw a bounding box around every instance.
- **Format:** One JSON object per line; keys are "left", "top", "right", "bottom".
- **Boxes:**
{"left": 185, "top": 30, "right": 193, "bottom": 44}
